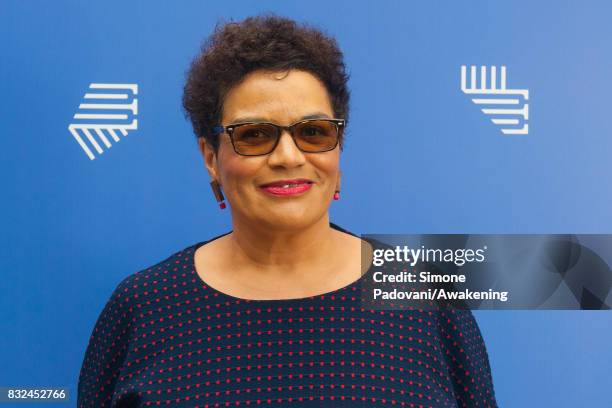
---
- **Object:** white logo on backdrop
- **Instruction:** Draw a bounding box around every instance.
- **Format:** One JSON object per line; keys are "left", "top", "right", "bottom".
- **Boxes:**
{"left": 461, "top": 65, "right": 529, "bottom": 135}
{"left": 68, "top": 83, "right": 138, "bottom": 160}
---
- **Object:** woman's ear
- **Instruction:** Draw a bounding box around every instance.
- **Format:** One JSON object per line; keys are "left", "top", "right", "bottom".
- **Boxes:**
{"left": 198, "top": 137, "right": 218, "bottom": 181}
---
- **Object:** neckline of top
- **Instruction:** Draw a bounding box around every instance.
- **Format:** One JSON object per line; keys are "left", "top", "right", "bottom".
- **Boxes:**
{"left": 188, "top": 222, "right": 377, "bottom": 303}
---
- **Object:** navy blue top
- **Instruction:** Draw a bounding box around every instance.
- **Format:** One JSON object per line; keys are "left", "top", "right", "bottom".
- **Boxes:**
{"left": 78, "top": 223, "right": 497, "bottom": 407}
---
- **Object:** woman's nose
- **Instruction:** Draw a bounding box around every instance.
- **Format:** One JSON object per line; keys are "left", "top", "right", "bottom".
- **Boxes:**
{"left": 266, "top": 130, "right": 306, "bottom": 167}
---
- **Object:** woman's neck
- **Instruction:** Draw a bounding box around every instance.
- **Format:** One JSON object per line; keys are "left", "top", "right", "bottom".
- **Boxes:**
{"left": 227, "top": 214, "right": 340, "bottom": 273}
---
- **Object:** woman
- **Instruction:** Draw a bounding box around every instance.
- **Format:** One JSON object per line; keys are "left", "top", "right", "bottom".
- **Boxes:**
{"left": 78, "top": 15, "right": 498, "bottom": 407}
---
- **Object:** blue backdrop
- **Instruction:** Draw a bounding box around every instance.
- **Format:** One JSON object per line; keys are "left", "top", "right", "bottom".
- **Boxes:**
{"left": 2, "top": 1, "right": 611, "bottom": 406}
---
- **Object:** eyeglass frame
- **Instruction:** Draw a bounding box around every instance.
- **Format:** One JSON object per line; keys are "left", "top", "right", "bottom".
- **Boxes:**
{"left": 211, "top": 118, "right": 346, "bottom": 156}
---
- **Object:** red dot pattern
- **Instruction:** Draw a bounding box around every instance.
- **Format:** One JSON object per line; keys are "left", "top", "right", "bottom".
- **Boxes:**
{"left": 77, "top": 236, "right": 498, "bottom": 407}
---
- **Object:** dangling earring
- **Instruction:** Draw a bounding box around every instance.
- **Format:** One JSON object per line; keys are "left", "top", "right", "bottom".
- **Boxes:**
{"left": 210, "top": 179, "right": 226, "bottom": 209}
{"left": 333, "top": 170, "right": 341, "bottom": 201}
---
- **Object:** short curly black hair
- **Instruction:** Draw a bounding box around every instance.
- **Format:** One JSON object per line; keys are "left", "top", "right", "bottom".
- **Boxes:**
{"left": 181, "top": 14, "right": 350, "bottom": 153}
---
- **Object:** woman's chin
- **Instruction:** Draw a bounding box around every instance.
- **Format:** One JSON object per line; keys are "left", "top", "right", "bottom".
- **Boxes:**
{"left": 258, "top": 212, "right": 323, "bottom": 230}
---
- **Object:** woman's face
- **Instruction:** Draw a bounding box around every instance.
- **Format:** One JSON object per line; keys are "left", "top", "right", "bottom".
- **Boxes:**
{"left": 199, "top": 69, "right": 341, "bottom": 230}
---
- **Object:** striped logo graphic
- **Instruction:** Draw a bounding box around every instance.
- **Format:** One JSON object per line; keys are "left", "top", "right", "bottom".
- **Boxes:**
{"left": 461, "top": 66, "right": 529, "bottom": 135}
{"left": 68, "top": 83, "right": 138, "bottom": 160}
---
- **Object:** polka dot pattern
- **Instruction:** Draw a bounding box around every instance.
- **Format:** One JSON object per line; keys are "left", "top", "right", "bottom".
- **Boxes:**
{"left": 78, "top": 228, "right": 497, "bottom": 407}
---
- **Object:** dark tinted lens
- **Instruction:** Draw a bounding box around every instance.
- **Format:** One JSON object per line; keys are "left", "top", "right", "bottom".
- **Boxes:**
{"left": 294, "top": 120, "right": 338, "bottom": 152}
{"left": 232, "top": 123, "right": 278, "bottom": 155}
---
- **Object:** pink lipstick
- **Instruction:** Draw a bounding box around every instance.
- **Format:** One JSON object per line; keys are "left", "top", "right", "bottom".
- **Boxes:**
{"left": 259, "top": 178, "right": 314, "bottom": 197}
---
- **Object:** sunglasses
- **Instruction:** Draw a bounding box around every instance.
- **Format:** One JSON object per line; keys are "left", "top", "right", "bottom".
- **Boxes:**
{"left": 212, "top": 118, "right": 345, "bottom": 156}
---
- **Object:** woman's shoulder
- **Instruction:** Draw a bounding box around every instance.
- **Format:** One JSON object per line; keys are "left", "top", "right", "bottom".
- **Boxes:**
{"left": 78, "top": 241, "right": 205, "bottom": 405}
{"left": 110, "top": 241, "right": 205, "bottom": 303}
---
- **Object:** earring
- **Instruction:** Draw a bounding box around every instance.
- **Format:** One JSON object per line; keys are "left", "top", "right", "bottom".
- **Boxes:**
{"left": 333, "top": 170, "right": 341, "bottom": 201}
{"left": 210, "top": 179, "right": 226, "bottom": 209}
